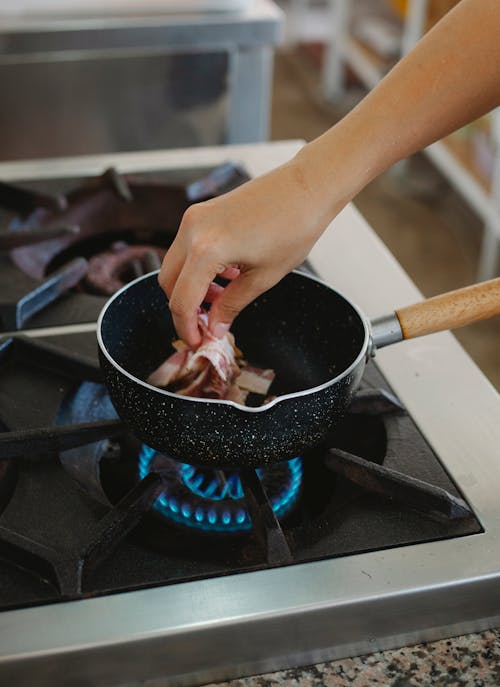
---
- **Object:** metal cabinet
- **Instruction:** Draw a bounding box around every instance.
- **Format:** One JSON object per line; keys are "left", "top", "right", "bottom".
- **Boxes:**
{"left": 0, "top": 0, "right": 283, "bottom": 160}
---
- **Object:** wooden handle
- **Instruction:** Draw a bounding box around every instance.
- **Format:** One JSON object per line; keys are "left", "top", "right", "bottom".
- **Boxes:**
{"left": 396, "top": 278, "right": 500, "bottom": 340}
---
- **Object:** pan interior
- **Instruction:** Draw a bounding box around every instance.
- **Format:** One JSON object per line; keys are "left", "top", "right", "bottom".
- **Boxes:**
{"left": 99, "top": 271, "right": 367, "bottom": 397}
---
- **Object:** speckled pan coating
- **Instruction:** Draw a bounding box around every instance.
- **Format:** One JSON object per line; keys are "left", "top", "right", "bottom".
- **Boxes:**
{"left": 97, "top": 271, "right": 369, "bottom": 468}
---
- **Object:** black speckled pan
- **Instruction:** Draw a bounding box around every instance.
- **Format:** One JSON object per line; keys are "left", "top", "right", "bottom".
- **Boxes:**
{"left": 97, "top": 269, "right": 500, "bottom": 468}
{"left": 97, "top": 270, "right": 370, "bottom": 468}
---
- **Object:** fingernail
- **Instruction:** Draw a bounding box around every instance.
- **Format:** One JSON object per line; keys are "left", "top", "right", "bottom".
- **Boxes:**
{"left": 213, "top": 322, "right": 230, "bottom": 339}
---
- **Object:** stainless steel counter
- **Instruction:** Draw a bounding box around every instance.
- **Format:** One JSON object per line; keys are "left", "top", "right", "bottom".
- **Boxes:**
{"left": 0, "top": 0, "right": 283, "bottom": 160}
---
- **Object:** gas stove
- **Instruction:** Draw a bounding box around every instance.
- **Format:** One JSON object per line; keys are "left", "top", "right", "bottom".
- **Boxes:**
{"left": 0, "top": 142, "right": 499, "bottom": 687}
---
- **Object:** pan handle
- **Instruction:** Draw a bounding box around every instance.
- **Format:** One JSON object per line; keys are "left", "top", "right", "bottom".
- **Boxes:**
{"left": 371, "top": 277, "right": 500, "bottom": 349}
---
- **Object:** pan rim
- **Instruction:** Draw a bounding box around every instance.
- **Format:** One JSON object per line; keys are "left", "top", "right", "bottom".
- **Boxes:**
{"left": 97, "top": 269, "right": 371, "bottom": 413}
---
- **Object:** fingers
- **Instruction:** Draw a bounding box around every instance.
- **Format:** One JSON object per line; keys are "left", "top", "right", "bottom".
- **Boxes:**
{"left": 158, "top": 237, "right": 185, "bottom": 299}
{"left": 203, "top": 282, "right": 224, "bottom": 303}
{"left": 208, "top": 270, "right": 274, "bottom": 336}
{"left": 158, "top": 221, "right": 214, "bottom": 346}
{"left": 168, "top": 256, "right": 218, "bottom": 347}
{"left": 159, "top": 239, "right": 200, "bottom": 342}
{"left": 158, "top": 205, "right": 244, "bottom": 346}
{"left": 218, "top": 266, "right": 240, "bottom": 281}
{"left": 203, "top": 266, "right": 240, "bottom": 303}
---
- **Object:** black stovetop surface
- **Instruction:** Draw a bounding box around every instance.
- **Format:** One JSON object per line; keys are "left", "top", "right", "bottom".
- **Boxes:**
{"left": 0, "top": 328, "right": 482, "bottom": 613}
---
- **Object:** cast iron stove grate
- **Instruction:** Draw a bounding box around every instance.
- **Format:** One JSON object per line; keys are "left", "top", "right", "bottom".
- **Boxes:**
{"left": 0, "top": 333, "right": 482, "bottom": 612}
{"left": 0, "top": 164, "right": 249, "bottom": 331}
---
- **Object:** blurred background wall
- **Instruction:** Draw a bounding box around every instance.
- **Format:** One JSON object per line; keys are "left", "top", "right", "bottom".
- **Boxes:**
{"left": 273, "top": 0, "right": 500, "bottom": 388}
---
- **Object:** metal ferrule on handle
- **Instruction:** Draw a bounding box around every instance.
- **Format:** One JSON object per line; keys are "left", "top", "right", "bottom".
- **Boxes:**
{"left": 369, "top": 277, "right": 500, "bottom": 352}
{"left": 370, "top": 313, "right": 403, "bottom": 351}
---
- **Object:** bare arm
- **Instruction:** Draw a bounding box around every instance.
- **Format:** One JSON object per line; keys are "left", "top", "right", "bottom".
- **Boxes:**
{"left": 301, "top": 0, "right": 500, "bottom": 212}
{"left": 159, "top": 0, "right": 500, "bottom": 347}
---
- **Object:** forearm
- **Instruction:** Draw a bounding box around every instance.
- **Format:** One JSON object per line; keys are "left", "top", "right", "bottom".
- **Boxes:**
{"left": 298, "top": 0, "right": 500, "bottom": 216}
{"left": 159, "top": 0, "right": 500, "bottom": 341}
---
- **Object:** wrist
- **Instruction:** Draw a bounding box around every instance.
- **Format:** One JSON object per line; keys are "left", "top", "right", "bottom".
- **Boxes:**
{"left": 292, "top": 138, "right": 351, "bottom": 224}
{"left": 294, "top": 112, "right": 390, "bottom": 222}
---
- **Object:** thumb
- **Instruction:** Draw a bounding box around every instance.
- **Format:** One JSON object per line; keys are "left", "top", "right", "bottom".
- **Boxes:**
{"left": 208, "top": 269, "right": 272, "bottom": 337}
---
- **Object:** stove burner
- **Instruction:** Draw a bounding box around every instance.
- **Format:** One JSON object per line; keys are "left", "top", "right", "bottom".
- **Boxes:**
{"left": 138, "top": 446, "right": 303, "bottom": 533}
{"left": 84, "top": 242, "right": 165, "bottom": 295}
{"left": 7, "top": 164, "right": 250, "bottom": 291}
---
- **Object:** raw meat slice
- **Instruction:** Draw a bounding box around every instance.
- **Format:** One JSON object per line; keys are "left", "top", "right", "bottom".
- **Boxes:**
{"left": 236, "top": 366, "right": 275, "bottom": 396}
{"left": 146, "top": 311, "right": 274, "bottom": 406}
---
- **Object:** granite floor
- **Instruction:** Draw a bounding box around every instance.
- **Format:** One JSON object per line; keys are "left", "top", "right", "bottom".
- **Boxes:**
{"left": 269, "top": 45, "right": 500, "bottom": 391}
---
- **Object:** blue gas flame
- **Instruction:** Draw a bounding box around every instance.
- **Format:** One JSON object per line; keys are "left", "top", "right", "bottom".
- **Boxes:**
{"left": 138, "top": 445, "right": 302, "bottom": 533}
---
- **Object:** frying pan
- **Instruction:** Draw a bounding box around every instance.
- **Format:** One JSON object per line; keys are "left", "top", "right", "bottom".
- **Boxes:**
{"left": 97, "top": 270, "right": 500, "bottom": 469}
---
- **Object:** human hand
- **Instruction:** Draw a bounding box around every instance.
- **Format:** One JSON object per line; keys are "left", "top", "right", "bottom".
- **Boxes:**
{"left": 158, "top": 152, "right": 339, "bottom": 347}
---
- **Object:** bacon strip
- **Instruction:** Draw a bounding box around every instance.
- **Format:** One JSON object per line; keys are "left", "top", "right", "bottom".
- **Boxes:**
{"left": 187, "top": 330, "right": 238, "bottom": 383}
{"left": 236, "top": 366, "right": 275, "bottom": 396}
{"left": 147, "top": 312, "right": 274, "bottom": 405}
{"left": 146, "top": 349, "right": 190, "bottom": 388}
